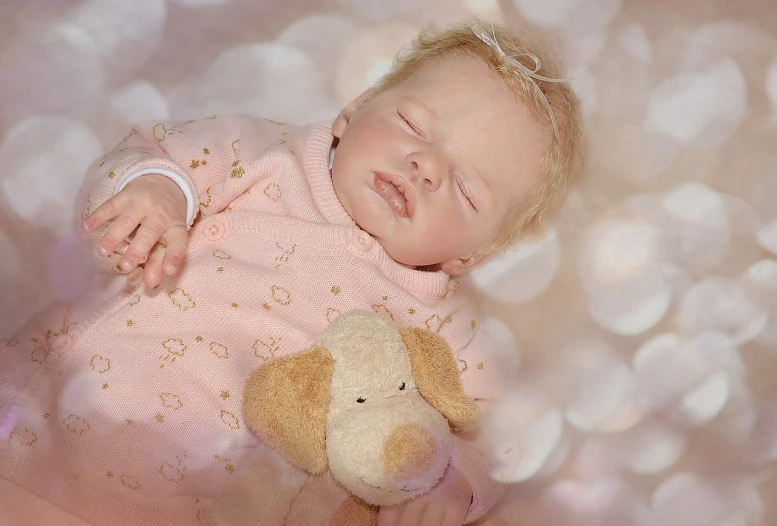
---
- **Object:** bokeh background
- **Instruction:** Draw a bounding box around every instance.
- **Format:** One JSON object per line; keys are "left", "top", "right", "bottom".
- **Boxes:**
{"left": 1, "top": 0, "right": 776, "bottom": 524}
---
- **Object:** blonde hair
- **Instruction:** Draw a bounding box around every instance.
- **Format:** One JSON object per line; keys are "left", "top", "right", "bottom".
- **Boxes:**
{"left": 372, "top": 19, "right": 584, "bottom": 252}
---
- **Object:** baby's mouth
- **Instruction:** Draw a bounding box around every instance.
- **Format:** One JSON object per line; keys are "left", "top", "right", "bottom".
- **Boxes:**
{"left": 374, "top": 173, "right": 411, "bottom": 218}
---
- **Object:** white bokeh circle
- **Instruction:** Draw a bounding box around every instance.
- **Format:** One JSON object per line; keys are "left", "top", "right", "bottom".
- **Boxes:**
{"left": 741, "top": 259, "right": 777, "bottom": 349}
{"left": 110, "top": 81, "right": 170, "bottom": 124}
{"left": 0, "top": 116, "right": 102, "bottom": 233}
{"left": 757, "top": 218, "right": 777, "bottom": 255}
{"left": 618, "top": 23, "right": 653, "bottom": 64}
{"left": 334, "top": 23, "right": 420, "bottom": 108}
{"left": 579, "top": 219, "right": 671, "bottom": 335}
{"left": 646, "top": 59, "right": 747, "bottom": 149}
{"left": 277, "top": 14, "right": 362, "bottom": 89}
{"left": 168, "top": 42, "right": 335, "bottom": 124}
{"left": 470, "top": 228, "right": 561, "bottom": 304}
{"left": 545, "top": 440, "right": 623, "bottom": 516}
{"left": 485, "top": 389, "right": 564, "bottom": 483}
{"left": 0, "top": 22, "right": 103, "bottom": 121}
{"left": 677, "top": 277, "right": 768, "bottom": 345}
{"left": 741, "top": 259, "right": 777, "bottom": 308}
{"left": 561, "top": 338, "right": 644, "bottom": 433}
{"left": 580, "top": 220, "right": 664, "bottom": 291}
{"left": 681, "top": 22, "right": 777, "bottom": 70}
{"left": 651, "top": 472, "right": 763, "bottom": 526}
{"left": 610, "top": 419, "right": 686, "bottom": 475}
{"left": 768, "top": 57, "right": 777, "bottom": 120}
{"left": 477, "top": 316, "right": 521, "bottom": 377}
{"left": 660, "top": 182, "right": 731, "bottom": 273}
{"left": 633, "top": 332, "right": 744, "bottom": 426}
{"left": 462, "top": 0, "right": 504, "bottom": 23}
{"left": 568, "top": 65, "right": 598, "bottom": 115}
{"left": 62, "top": 0, "right": 167, "bottom": 76}
{"left": 512, "top": 0, "right": 620, "bottom": 31}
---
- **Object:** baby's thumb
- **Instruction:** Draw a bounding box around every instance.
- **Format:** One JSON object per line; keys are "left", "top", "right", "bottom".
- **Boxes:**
{"left": 160, "top": 227, "right": 189, "bottom": 276}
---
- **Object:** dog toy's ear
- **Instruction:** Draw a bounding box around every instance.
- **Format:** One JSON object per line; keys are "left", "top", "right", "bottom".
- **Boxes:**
{"left": 400, "top": 328, "right": 480, "bottom": 433}
{"left": 243, "top": 346, "right": 335, "bottom": 474}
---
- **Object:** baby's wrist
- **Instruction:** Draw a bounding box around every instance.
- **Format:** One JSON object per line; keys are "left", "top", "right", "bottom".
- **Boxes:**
{"left": 119, "top": 167, "right": 197, "bottom": 226}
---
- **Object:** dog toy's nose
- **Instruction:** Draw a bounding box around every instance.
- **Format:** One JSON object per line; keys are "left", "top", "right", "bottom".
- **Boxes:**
{"left": 382, "top": 424, "right": 436, "bottom": 481}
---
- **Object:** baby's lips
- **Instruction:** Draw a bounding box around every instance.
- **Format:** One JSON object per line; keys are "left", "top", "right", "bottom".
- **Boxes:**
{"left": 375, "top": 172, "right": 414, "bottom": 219}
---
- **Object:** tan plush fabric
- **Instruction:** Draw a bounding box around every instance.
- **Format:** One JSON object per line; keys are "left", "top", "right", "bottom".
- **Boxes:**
{"left": 243, "top": 346, "right": 335, "bottom": 475}
{"left": 382, "top": 424, "right": 436, "bottom": 480}
{"left": 401, "top": 327, "right": 480, "bottom": 433}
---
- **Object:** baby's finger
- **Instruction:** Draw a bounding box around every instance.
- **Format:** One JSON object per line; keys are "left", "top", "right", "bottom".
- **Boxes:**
{"left": 124, "top": 267, "right": 144, "bottom": 293}
{"left": 440, "top": 511, "right": 467, "bottom": 526}
{"left": 160, "top": 226, "right": 189, "bottom": 276}
{"left": 143, "top": 244, "right": 167, "bottom": 289}
{"left": 98, "top": 210, "right": 143, "bottom": 257}
{"left": 120, "top": 217, "right": 166, "bottom": 272}
{"left": 398, "top": 503, "right": 425, "bottom": 526}
{"left": 82, "top": 192, "right": 127, "bottom": 234}
{"left": 441, "top": 508, "right": 466, "bottom": 526}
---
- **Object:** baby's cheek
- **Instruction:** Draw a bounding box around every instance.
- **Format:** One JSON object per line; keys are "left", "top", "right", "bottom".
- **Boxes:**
{"left": 437, "top": 213, "right": 479, "bottom": 250}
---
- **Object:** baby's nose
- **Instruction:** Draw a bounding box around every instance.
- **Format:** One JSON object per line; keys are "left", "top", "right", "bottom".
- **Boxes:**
{"left": 382, "top": 424, "right": 436, "bottom": 481}
{"left": 407, "top": 151, "right": 444, "bottom": 192}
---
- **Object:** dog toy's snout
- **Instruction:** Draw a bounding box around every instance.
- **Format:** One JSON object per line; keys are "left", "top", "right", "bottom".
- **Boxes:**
{"left": 382, "top": 424, "right": 437, "bottom": 481}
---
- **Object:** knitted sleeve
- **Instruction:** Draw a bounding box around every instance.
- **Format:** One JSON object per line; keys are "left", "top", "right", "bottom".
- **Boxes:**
{"left": 73, "top": 115, "right": 286, "bottom": 272}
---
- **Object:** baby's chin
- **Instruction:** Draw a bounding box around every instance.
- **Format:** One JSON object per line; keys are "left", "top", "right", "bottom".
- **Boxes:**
{"left": 380, "top": 244, "right": 446, "bottom": 272}
{"left": 349, "top": 213, "right": 448, "bottom": 272}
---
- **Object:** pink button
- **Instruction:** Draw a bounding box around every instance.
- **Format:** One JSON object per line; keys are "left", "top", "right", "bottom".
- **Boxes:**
{"left": 351, "top": 230, "right": 374, "bottom": 251}
{"left": 202, "top": 217, "right": 225, "bottom": 241}
{"left": 51, "top": 334, "right": 74, "bottom": 358}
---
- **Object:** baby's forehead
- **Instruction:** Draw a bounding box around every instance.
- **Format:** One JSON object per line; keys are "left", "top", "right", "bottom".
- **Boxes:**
{"left": 405, "top": 56, "right": 537, "bottom": 128}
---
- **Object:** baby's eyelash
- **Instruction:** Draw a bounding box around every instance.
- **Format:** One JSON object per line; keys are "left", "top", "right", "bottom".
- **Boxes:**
{"left": 456, "top": 177, "right": 478, "bottom": 211}
{"left": 398, "top": 111, "right": 423, "bottom": 136}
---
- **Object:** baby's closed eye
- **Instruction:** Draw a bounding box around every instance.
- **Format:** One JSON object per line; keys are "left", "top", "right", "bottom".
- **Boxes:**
{"left": 455, "top": 176, "right": 477, "bottom": 211}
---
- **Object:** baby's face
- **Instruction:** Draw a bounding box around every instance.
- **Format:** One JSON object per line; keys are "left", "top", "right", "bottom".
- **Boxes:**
{"left": 331, "top": 54, "right": 546, "bottom": 273}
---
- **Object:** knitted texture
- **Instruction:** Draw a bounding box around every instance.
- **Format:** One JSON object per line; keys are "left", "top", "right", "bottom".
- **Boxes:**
{"left": 0, "top": 116, "right": 505, "bottom": 525}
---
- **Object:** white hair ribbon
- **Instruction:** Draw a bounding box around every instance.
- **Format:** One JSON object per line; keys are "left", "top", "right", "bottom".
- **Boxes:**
{"left": 472, "top": 23, "right": 567, "bottom": 140}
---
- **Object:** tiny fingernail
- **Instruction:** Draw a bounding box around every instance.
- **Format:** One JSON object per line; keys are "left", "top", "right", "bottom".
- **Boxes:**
{"left": 98, "top": 245, "right": 109, "bottom": 255}
{"left": 121, "top": 259, "right": 134, "bottom": 271}
{"left": 81, "top": 220, "right": 91, "bottom": 232}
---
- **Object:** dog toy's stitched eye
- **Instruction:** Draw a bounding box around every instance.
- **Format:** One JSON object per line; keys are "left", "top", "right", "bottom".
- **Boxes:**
{"left": 399, "top": 382, "right": 406, "bottom": 391}
{"left": 357, "top": 397, "right": 366, "bottom": 403}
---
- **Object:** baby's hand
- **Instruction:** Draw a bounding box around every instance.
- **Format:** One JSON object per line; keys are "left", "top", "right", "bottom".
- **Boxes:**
{"left": 81, "top": 174, "right": 189, "bottom": 288}
{"left": 377, "top": 466, "right": 473, "bottom": 526}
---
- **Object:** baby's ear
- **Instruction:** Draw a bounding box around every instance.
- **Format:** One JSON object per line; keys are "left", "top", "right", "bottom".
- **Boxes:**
{"left": 440, "top": 253, "right": 491, "bottom": 276}
{"left": 332, "top": 88, "right": 376, "bottom": 138}
{"left": 243, "top": 347, "right": 335, "bottom": 475}
{"left": 400, "top": 327, "right": 479, "bottom": 432}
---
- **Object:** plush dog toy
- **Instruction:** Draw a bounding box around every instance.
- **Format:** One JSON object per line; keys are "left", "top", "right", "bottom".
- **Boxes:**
{"left": 205, "top": 309, "right": 480, "bottom": 526}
